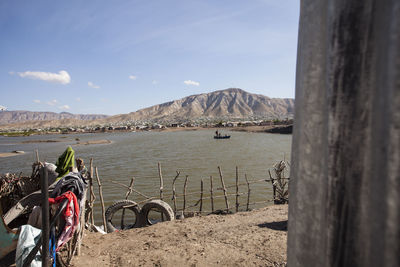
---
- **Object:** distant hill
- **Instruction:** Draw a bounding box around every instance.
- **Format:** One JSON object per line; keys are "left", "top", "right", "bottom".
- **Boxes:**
{"left": 0, "top": 88, "right": 294, "bottom": 129}
{"left": 0, "top": 111, "right": 108, "bottom": 125}
{"left": 105, "top": 88, "right": 294, "bottom": 123}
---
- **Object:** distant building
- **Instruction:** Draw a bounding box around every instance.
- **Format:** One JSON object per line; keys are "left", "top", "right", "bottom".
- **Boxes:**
{"left": 0, "top": 105, "right": 6, "bottom": 111}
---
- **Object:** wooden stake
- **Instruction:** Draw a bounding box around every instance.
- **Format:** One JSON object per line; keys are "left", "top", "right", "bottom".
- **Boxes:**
{"left": 41, "top": 166, "right": 49, "bottom": 266}
{"left": 35, "top": 149, "right": 40, "bottom": 163}
{"left": 268, "top": 170, "right": 276, "bottom": 202}
{"left": 183, "top": 175, "right": 188, "bottom": 215}
{"left": 199, "top": 179, "right": 204, "bottom": 213}
{"left": 121, "top": 177, "right": 134, "bottom": 229}
{"left": 210, "top": 176, "right": 214, "bottom": 213}
{"left": 89, "top": 158, "right": 95, "bottom": 225}
{"left": 76, "top": 188, "right": 87, "bottom": 256}
{"left": 172, "top": 171, "right": 180, "bottom": 214}
{"left": 235, "top": 166, "right": 239, "bottom": 213}
{"left": 158, "top": 162, "right": 164, "bottom": 221}
{"left": 95, "top": 167, "right": 107, "bottom": 232}
{"left": 125, "top": 177, "right": 135, "bottom": 199}
{"left": 218, "top": 166, "right": 230, "bottom": 212}
{"left": 245, "top": 174, "right": 251, "bottom": 211}
{"left": 158, "top": 162, "right": 164, "bottom": 201}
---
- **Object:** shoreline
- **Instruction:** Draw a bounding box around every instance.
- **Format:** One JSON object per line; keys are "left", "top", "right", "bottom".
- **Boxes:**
{"left": 0, "top": 125, "right": 292, "bottom": 137}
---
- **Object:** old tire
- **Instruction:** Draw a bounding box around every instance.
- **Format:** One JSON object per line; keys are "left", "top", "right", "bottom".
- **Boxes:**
{"left": 139, "top": 200, "right": 174, "bottom": 226}
{"left": 105, "top": 200, "right": 141, "bottom": 233}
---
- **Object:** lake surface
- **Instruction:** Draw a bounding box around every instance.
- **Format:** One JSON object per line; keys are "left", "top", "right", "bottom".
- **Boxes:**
{"left": 0, "top": 129, "right": 291, "bottom": 223}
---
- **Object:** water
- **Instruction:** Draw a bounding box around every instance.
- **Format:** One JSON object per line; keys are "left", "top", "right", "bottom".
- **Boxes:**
{"left": 0, "top": 129, "right": 291, "bottom": 223}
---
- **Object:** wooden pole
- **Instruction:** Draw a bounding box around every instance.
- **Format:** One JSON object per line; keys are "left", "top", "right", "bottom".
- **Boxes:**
{"left": 172, "top": 171, "right": 180, "bottom": 214}
{"left": 218, "top": 166, "right": 230, "bottom": 212}
{"left": 35, "top": 149, "right": 40, "bottom": 163}
{"left": 125, "top": 177, "right": 135, "bottom": 199}
{"left": 95, "top": 167, "right": 107, "bottom": 232}
{"left": 245, "top": 174, "right": 250, "bottom": 211}
{"left": 210, "top": 176, "right": 214, "bottom": 213}
{"left": 158, "top": 162, "right": 164, "bottom": 221}
{"left": 158, "top": 162, "right": 164, "bottom": 201}
{"left": 41, "top": 166, "right": 49, "bottom": 267}
{"left": 89, "top": 158, "right": 95, "bottom": 225}
{"left": 268, "top": 170, "right": 276, "bottom": 202}
{"left": 235, "top": 166, "right": 239, "bottom": 213}
{"left": 199, "top": 179, "right": 204, "bottom": 213}
{"left": 76, "top": 188, "right": 87, "bottom": 256}
{"left": 183, "top": 175, "right": 188, "bottom": 215}
{"left": 121, "top": 177, "right": 134, "bottom": 229}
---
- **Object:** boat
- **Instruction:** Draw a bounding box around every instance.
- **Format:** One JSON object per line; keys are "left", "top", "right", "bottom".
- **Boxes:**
{"left": 214, "top": 135, "right": 231, "bottom": 139}
{"left": 214, "top": 130, "right": 230, "bottom": 139}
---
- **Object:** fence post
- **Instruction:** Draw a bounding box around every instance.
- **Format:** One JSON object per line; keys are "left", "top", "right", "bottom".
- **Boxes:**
{"left": 210, "top": 175, "right": 214, "bottom": 213}
{"left": 245, "top": 174, "right": 250, "bottom": 211}
{"left": 199, "top": 179, "right": 204, "bottom": 213}
{"left": 218, "top": 166, "right": 230, "bottom": 212}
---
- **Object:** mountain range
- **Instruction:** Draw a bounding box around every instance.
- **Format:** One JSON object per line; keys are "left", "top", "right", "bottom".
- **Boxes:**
{"left": 0, "top": 111, "right": 108, "bottom": 125}
{"left": 0, "top": 88, "right": 294, "bottom": 128}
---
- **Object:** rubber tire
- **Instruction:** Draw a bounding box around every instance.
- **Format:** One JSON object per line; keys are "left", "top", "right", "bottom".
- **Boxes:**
{"left": 139, "top": 199, "right": 174, "bottom": 226}
{"left": 105, "top": 200, "right": 141, "bottom": 233}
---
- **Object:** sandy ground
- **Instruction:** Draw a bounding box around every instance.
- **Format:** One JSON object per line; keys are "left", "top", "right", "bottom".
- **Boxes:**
{"left": 72, "top": 205, "right": 288, "bottom": 267}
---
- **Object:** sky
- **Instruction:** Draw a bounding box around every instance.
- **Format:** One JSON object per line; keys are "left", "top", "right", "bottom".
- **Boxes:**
{"left": 0, "top": 0, "right": 299, "bottom": 115}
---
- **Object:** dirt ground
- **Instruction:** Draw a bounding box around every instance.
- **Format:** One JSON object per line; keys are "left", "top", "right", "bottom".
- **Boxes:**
{"left": 72, "top": 205, "right": 288, "bottom": 267}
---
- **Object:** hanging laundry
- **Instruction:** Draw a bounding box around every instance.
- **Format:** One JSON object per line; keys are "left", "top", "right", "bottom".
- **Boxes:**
{"left": 48, "top": 191, "right": 79, "bottom": 251}
{"left": 15, "top": 225, "right": 41, "bottom": 267}
{"left": 50, "top": 172, "right": 86, "bottom": 200}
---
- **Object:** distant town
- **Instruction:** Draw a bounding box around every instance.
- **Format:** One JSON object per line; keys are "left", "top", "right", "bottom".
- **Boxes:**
{"left": 0, "top": 117, "right": 293, "bottom": 136}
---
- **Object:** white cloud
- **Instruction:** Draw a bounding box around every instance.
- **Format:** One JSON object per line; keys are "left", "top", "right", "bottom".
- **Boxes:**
{"left": 76, "top": 97, "right": 81, "bottom": 102}
{"left": 129, "top": 75, "right": 137, "bottom": 80}
{"left": 18, "top": 70, "right": 71, "bottom": 84}
{"left": 0, "top": 105, "right": 7, "bottom": 111}
{"left": 59, "top": 105, "right": 70, "bottom": 110}
{"left": 88, "top": 81, "right": 100, "bottom": 89}
{"left": 183, "top": 80, "right": 200, "bottom": 86}
{"left": 33, "top": 99, "right": 41, "bottom": 103}
{"left": 47, "top": 99, "right": 58, "bottom": 106}
{"left": 152, "top": 80, "right": 158, "bottom": 85}
{"left": 8, "top": 71, "right": 15, "bottom": 75}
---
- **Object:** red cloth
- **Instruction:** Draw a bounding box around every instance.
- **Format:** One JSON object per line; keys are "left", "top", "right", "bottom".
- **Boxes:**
{"left": 48, "top": 191, "right": 80, "bottom": 250}
{"left": 48, "top": 191, "right": 79, "bottom": 218}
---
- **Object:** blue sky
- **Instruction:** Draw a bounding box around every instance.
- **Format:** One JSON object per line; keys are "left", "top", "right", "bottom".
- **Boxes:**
{"left": 0, "top": 0, "right": 299, "bottom": 115}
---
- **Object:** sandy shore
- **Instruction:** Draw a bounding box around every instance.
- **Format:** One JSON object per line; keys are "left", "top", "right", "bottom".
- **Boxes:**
{"left": 0, "top": 151, "right": 25, "bottom": 158}
{"left": 74, "top": 139, "right": 112, "bottom": 146}
{"left": 72, "top": 205, "right": 288, "bottom": 267}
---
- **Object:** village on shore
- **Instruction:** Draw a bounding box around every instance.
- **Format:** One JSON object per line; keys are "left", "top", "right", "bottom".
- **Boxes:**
{"left": 0, "top": 118, "right": 293, "bottom": 136}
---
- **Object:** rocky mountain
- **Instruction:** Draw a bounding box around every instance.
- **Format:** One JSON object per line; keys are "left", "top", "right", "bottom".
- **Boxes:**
{"left": 106, "top": 88, "right": 294, "bottom": 123}
{"left": 0, "top": 89, "right": 294, "bottom": 128}
{"left": 0, "top": 111, "right": 108, "bottom": 125}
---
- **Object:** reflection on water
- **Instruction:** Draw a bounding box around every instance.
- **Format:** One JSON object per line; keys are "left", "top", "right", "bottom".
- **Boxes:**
{"left": 0, "top": 129, "right": 291, "bottom": 224}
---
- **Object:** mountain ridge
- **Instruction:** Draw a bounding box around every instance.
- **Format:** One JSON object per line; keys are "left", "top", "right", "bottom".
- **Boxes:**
{"left": 0, "top": 88, "right": 294, "bottom": 128}
{"left": 0, "top": 111, "right": 108, "bottom": 125}
{"left": 105, "top": 88, "right": 294, "bottom": 123}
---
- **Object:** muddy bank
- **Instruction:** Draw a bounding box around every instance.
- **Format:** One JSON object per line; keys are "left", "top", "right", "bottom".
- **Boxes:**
{"left": 72, "top": 205, "right": 288, "bottom": 267}
{"left": 20, "top": 139, "right": 61, "bottom": 144}
{"left": 74, "top": 139, "right": 112, "bottom": 146}
{"left": 0, "top": 151, "right": 25, "bottom": 158}
{"left": 231, "top": 125, "right": 292, "bottom": 134}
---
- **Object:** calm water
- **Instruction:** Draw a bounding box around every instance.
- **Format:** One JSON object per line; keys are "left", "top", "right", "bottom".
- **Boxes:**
{"left": 0, "top": 130, "right": 291, "bottom": 223}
